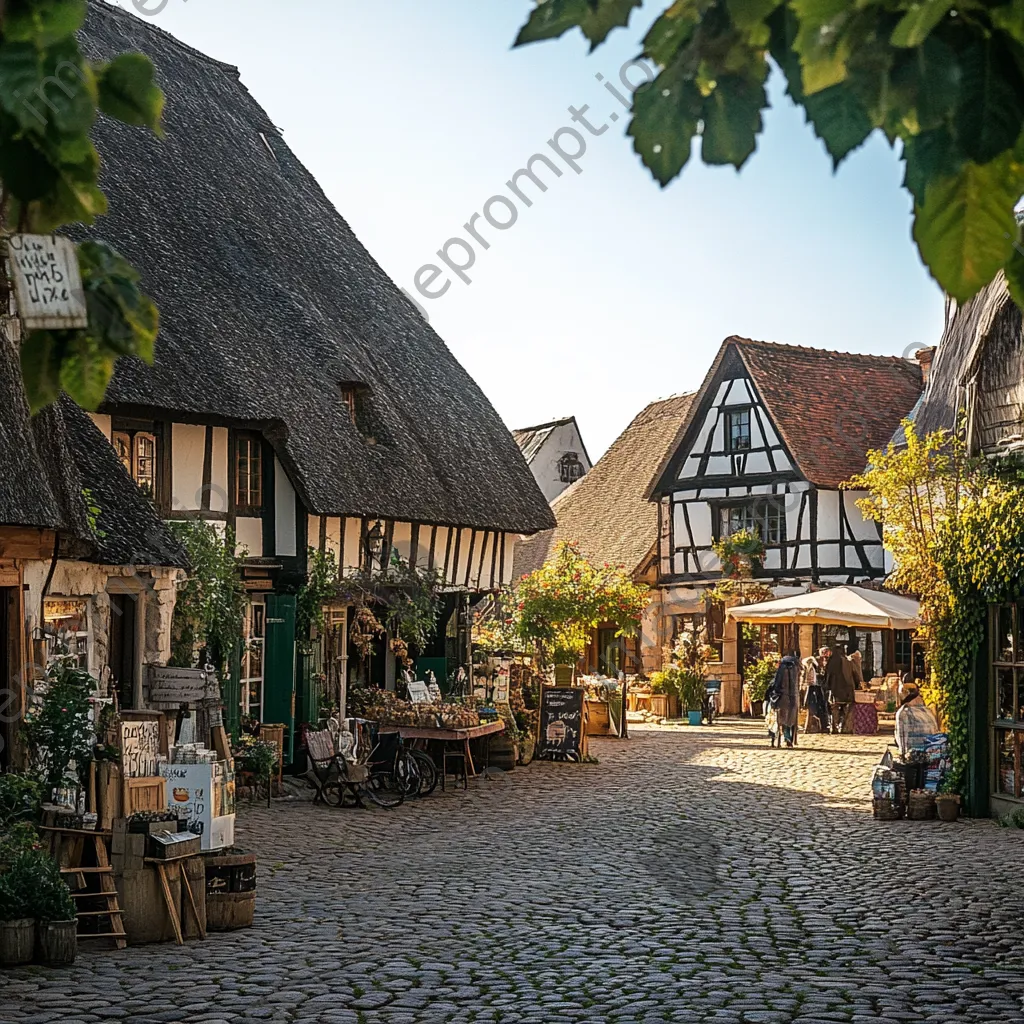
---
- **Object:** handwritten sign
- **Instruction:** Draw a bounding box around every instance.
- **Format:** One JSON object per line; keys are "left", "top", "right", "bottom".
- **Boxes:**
{"left": 538, "top": 687, "right": 584, "bottom": 762}
{"left": 406, "top": 680, "right": 431, "bottom": 703}
{"left": 147, "top": 666, "right": 219, "bottom": 706}
{"left": 8, "top": 234, "right": 88, "bottom": 330}
{"left": 159, "top": 762, "right": 234, "bottom": 851}
{"left": 120, "top": 719, "right": 160, "bottom": 778}
{"left": 493, "top": 662, "right": 510, "bottom": 704}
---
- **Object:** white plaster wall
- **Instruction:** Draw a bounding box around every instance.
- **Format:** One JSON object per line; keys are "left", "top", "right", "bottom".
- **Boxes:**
{"left": 817, "top": 490, "right": 841, "bottom": 540}
{"left": 89, "top": 413, "right": 112, "bottom": 441}
{"left": 500, "top": 534, "right": 517, "bottom": 586}
{"left": 391, "top": 522, "right": 413, "bottom": 564}
{"left": 343, "top": 518, "right": 362, "bottom": 573}
{"left": 235, "top": 517, "right": 263, "bottom": 558}
{"left": 530, "top": 423, "right": 592, "bottom": 503}
{"left": 324, "top": 517, "right": 342, "bottom": 564}
{"left": 172, "top": 424, "right": 206, "bottom": 511}
{"left": 274, "top": 457, "right": 297, "bottom": 557}
{"left": 210, "top": 427, "right": 229, "bottom": 513}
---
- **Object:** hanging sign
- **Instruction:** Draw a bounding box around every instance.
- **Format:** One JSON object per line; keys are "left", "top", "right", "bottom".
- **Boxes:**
{"left": 538, "top": 686, "right": 584, "bottom": 762}
{"left": 147, "top": 666, "right": 219, "bottom": 706}
{"left": 7, "top": 234, "right": 88, "bottom": 330}
{"left": 120, "top": 719, "right": 161, "bottom": 778}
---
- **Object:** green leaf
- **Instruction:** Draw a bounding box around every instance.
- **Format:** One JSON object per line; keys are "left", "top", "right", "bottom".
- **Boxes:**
{"left": 991, "top": 3, "right": 1024, "bottom": 41}
{"left": 58, "top": 333, "right": 115, "bottom": 411}
{"left": 902, "top": 126, "right": 964, "bottom": 204}
{"left": 791, "top": 0, "right": 851, "bottom": 94}
{"left": 701, "top": 70, "right": 766, "bottom": 167}
{"left": 955, "top": 37, "right": 1024, "bottom": 164}
{"left": 802, "top": 81, "right": 874, "bottom": 167}
{"left": 912, "top": 151, "right": 1024, "bottom": 302}
{"left": 1005, "top": 234, "right": 1024, "bottom": 312}
{"left": 643, "top": 0, "right": 707, "bottom": 66}
{"left": 726, "top": 0, "right": 782, "bottom": 40}
{"left": 627, "top": 62, "right": 702, "bottom": 185}
{"left": 890, "top": 0, "right": 953, "bottom": 48}
{"left": 19, "top": 331, "right": 63, "bottom": 414}
{"left": 0, "top": 40, "right": 96, "bottom": 137}
{"left": 2, "top": 0, "right": 87, "bottom": 46}
{"left": 96, "top": 53, "right": 164, "bottom": 134}
{"left": 515, "top": 0, "right": 642, "bottom": 50}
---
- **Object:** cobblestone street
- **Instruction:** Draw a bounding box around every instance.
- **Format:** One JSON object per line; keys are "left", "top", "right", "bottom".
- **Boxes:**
{"left": 3, "top": 721, "right": 1024, "bottom": 1023}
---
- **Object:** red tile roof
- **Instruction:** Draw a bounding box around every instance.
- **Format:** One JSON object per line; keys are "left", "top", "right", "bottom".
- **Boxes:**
{"left": 732, "top": 338, "right": 923, "bottom": 488}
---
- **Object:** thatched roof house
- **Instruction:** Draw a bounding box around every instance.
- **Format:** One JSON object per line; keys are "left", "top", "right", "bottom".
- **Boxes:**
{"left": 913, "top": 275, "right": 1024, "bottom": 456}
{"left": 78, "top": 2, "right": 553, "bottom": 539}
{"left": 513, "top": 393, "right": 695, "bottom": 581}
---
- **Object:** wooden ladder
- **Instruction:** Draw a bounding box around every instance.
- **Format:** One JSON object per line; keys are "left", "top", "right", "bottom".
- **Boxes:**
{"left": 44, "top": 827, "right": 127, "bottom": 950}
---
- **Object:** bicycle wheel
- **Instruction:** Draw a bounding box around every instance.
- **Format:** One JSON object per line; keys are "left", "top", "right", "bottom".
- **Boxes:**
{"left": 410, "top": 749, "right": 438, "bottom": 797}
{"left": 399, "top": 751, "right": 422, "bottom": 798}
{"left": 363, "top": 771, "right": 405, "bottom": 808}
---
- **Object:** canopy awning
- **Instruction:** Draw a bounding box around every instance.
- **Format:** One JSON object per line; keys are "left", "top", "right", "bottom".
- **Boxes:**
{"left": 727, "top": 586, "right": 920, "bottom": 631}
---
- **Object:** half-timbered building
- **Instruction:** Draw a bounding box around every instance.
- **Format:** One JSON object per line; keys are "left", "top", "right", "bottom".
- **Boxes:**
{"left": 77, "top": 5, "right": 553, "bottom": 753}
{"left": 648, "top": 337, "right": 923, "bottom": 712}
{"left": 512, "top": 417, "right": 593, "bottom": 503}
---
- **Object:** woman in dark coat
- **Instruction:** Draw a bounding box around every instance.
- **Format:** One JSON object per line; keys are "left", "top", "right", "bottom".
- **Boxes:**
{"left": 769, "top": 652, "right": 801, "bottom": 748}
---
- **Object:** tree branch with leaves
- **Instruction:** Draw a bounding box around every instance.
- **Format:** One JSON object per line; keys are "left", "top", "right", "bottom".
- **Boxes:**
{"left": 515, "top": 0, "right": 1024, "bottom": 307}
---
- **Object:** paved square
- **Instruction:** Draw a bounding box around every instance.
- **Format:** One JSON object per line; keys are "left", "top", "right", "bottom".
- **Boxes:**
{"left": 3, "top": 721, "right": 1024, "bottom": 1023}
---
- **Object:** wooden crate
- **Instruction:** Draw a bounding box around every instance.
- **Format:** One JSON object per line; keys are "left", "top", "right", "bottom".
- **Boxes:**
{"left": 586, "top": 700, "right": 610, "bottom": 736}
{"left": 123, "top": 777, "right": 167, "bottom": 817}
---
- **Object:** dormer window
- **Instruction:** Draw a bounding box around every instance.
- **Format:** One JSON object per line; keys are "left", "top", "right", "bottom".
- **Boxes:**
{"left": 339, "top": 382, "right": 378, "bottom": 442}
{"left": 340, "top": 386, "right": 358, "bottom": 426}
{"left": 558, "top": 451, "right": 585, "bottom": 484}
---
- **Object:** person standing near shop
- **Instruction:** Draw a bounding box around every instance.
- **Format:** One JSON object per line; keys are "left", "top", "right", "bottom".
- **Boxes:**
{"left": 824, "top": 642, "right": 855, "bottom": 734}
{"left": 895, "top": 681, "right": 939, "bottom": 757}
{"left": 802, "top": 653, "right": 828, "bottom": 734}
{"left": 770, "top": 651, "right": 801, "bottom": 748}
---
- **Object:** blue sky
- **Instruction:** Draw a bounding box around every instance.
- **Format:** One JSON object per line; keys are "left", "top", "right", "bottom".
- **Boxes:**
{"left": 113, "top": 0, "right": 944, "bottom": 457}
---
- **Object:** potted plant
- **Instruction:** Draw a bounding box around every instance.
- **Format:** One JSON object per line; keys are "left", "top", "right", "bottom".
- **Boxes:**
{"left": 33, "top": 856, "right": 77, "bottom": 965}
{"left": 744, "top": 653, "right": 779, "bottom": 717}
{"left": 648, "top": 671, "right": 671, "bottom": 718}
{"left": 712, "top": 528, "right": 765, "bottom": 577}
{"left": 678, "top": 671, "right": 707, "bottom": 726}
{"left": 935, "top": 790, "right": 961, "bottom": 822}
{"left": 0, "top": 853, "right": 38, "bottom": 965}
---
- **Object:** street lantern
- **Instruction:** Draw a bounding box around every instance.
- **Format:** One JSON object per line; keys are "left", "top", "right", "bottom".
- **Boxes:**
{"left": 364, "top": 520, "right": 385, "bottom": 569}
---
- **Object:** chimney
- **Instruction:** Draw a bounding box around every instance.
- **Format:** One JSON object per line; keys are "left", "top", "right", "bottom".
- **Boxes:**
{"left": 914, "top": 346, "right": 935, "bottom": 384}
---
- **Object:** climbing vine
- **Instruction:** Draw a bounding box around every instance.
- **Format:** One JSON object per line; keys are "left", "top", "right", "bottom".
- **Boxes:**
{"left": 851, "top": 422, "right": 1024, "bottom": 796}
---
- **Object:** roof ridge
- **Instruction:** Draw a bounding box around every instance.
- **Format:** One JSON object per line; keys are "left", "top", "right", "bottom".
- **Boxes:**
{"left": 512, "top": 416, "right": 577, "bottom": 434}
{"left": 729, "top": 335, "right": 918, "bottom": 365}
{"left": 93, "top": 1, "right": 241, "bottom": 77}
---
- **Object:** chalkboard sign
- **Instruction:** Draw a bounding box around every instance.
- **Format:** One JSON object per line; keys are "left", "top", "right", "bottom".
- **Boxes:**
{"left": 538, "top": 686, "right": 585, "bottom": 762}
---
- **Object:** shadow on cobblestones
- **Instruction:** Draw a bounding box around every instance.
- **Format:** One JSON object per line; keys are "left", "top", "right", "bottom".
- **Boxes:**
{"left": 2, "top": 720, "right": 1024, "bottom": 1024}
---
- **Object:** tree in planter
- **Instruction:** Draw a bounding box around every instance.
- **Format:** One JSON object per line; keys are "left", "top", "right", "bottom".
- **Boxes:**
{"left": 745, "top": 652, "right": 780, "bottom": 708}
{"left": 513, "top": 542, "right": 648, "bottom": 667}
{"left": 167, "top": 520, "right": 247, "bottom": 675}
{"left": 0, "top": 1, "right": 165, "bottom": 411}
{"left": 512, "top": 1, "right": 1024, "bottom": 310}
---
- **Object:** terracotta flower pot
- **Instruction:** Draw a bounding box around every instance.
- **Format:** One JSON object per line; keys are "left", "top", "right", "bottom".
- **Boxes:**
{"left": 935, "top": 794, "right": 961, "bottom": 822}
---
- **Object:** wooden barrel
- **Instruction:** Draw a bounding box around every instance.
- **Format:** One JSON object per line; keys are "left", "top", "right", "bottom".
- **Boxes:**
{"left": 0, "top": 919, "right": 34, "bottom": 965}
{"left": 485, "top": 735, "right": 517, "bottom": 771}
{"left": 206, "top": 891, "right": 255, "bottom": 931}
{"left": 36, "top": 920, "right": 77, "bottom": 965}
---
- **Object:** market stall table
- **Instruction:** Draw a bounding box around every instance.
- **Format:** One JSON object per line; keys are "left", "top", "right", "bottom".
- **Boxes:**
{"left": 379, "top": 720, "right": 505, "bottom": 777}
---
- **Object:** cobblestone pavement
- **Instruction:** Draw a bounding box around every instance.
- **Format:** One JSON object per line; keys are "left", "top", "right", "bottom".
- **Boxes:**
{"left": 4, "top": 720, "right": 1024, "bottom": 1023}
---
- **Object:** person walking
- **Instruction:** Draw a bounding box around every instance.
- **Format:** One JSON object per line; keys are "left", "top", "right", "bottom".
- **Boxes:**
{"left": 770, "top": 651, "right": 801, "bottom": 748}
{"left": 824, "top": 642, "right": 855, "bottom": 734}
{"left": 802, "top": 653, "right": 828, "bottom": 734}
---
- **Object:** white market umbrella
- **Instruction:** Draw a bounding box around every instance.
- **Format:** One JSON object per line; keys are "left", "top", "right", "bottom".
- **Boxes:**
{"left": 727, "top": 586, "right": 920, "bottom": 631}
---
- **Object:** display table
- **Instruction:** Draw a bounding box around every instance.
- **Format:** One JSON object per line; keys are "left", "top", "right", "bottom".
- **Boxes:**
{"left": 379, "top": 721, "right": 505, "bottom": 776}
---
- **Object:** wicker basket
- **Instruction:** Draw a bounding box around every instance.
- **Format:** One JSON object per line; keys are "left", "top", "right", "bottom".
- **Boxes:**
{"left": 907, "top": 790, "right": 936, "bottom": 820}
{"left": 872, "top": 797, "right": 903, "bottom": 821}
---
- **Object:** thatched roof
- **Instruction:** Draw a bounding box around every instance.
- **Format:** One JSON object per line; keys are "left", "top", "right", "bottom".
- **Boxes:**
{"left": 914, "top": 275, "right": 1017, "bottom": 438}
{"left": 513, "top": 393, "right": 695, "bottom": 580}
{"left": 0, "top": 335, "right": 186, "bottom": 567}
{"left": 77, "top": 3, "right": 553, "bottom": 536}
{"left": 650, "top": 337, "right": 923, "bottom": 494}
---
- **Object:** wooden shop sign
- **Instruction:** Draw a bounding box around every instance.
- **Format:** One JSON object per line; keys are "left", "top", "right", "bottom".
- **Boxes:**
{"left": 147, "top": 666, "right": 219, "bottom": 706}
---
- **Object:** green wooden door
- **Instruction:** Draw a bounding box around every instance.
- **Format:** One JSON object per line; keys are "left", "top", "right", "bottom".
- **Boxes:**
{"left": 264, "top": 594, "right": 297, "bottom": 765}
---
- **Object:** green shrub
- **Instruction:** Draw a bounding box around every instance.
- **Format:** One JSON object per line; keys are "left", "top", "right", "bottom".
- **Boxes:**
{"left": 31, "top": 856, "right": 76, "bottom": 922}
{"left": 0, "top": 773, "right": 44, "bottom": 827}
{"left": 745, "top": 654, "right": 780, "bottom": 704}
{"left": 678, "top": 671, "right": 707, "bottom": 712}
{"left": 0, "top": 853, "right": 42, "bottom": 920}
{"left": 997, "top": 808, "right": 1024, "bottom": 829}
{"left": 0, "top": 823, "right": 41, "bottom": 866}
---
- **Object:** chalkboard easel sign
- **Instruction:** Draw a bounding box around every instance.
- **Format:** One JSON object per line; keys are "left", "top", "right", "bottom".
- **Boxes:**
{"left": 538, "top": 686, "right": 585, "bottom": 762}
